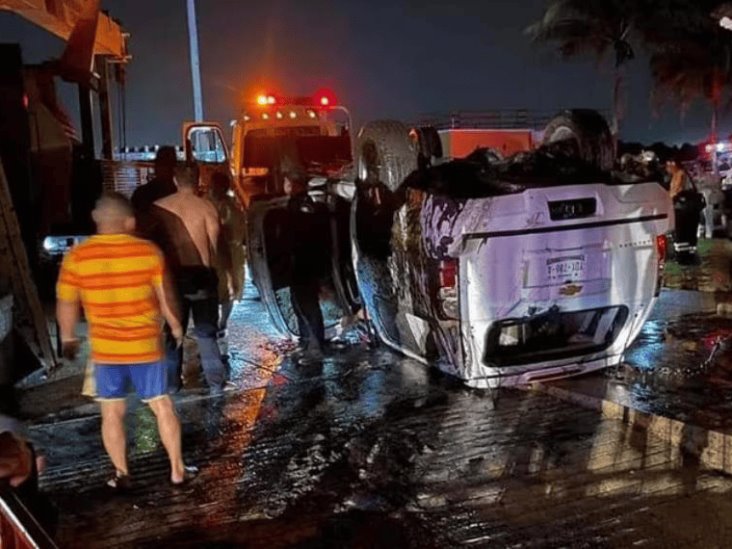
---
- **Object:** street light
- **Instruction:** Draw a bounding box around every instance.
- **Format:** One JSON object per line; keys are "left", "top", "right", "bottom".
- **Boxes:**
{"left": 186, "top": 0, "right": 204, "bottom": 122}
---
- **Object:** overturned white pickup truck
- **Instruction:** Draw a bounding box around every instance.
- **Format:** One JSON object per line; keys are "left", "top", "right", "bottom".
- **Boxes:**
{"left": 249, "top": 110, "right": 673, "bottom": 388}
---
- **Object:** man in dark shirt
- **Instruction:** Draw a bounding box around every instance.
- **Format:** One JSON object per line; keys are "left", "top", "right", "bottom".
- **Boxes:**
{"left": 131, "top": 146, "right": 178, "bottom": 213}
{"left": 284, "top": 175, "right": 327, "bottom": 365}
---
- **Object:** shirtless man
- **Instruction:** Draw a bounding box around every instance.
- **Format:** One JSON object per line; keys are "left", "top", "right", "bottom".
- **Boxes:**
{"left": 153, "top": 165, "right": 228, "bottom": 394}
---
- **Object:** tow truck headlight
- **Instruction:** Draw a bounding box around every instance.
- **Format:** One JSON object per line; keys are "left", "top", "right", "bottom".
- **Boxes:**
{"left": 41, "top": 235, "right": 87, "bottom": 258}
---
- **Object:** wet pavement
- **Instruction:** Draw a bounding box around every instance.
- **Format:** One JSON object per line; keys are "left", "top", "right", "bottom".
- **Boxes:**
{"left": 663, "top": 238, "right": 732, "bottom": 294}
{"left": 547, "top": 238, "right": 732, "bottom": 437}
{"left": 11, "top": 266, "right": 732, "bottom": 548}
{"left": 30, "top": 344, "right": 732, "bottom": 548}
{"left": 12, "top": 238, "right": 732, "bottom": 547}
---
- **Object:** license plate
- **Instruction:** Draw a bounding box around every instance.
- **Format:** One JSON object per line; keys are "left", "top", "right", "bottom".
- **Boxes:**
{"left": 546, "top": 255, "right": 585, "bottom": 281}
{"left": 548, "top": 198, "right": 597, "bottom": 221}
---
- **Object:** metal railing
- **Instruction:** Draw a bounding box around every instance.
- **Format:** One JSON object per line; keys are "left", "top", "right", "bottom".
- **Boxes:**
{"left": 0, "top": 487, "right": 57, "bottom": 549}
{"left": 113, "top": 146, "right": 185, "bottom": 161}
{"left": 416, "top": 109, "right": 611, "bottom": 131}
{"left": 100, "top": 159, "right": 155, "bottom": 198}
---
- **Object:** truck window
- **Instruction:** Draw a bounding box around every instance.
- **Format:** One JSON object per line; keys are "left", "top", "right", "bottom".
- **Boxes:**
{"left": 242, "top": 128, "right": 351, "bottom": 171}
{"left": 188, "top": 126, "right": 227, "bottom": 163}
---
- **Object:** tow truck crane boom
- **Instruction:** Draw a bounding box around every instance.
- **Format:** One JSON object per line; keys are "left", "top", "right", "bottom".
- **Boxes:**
{"left": 0, "top": 0, "right": 128, "bottom": 59}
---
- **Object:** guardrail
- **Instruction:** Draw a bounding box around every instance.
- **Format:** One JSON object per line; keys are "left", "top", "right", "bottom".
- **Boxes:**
{"left": 0, "top": 487, "right": 57, "bottom": 549}
{"left": 113, "top": 146, "right": 185, "bottom": 161}
{"left": 100, "top": 159, "right": 155, "bottom": 198}
{"left": 416, "top": 109, "right": 612, "bottom": 131}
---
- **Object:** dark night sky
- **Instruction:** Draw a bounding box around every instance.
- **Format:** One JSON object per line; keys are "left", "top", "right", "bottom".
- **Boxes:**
{"left": 0, "top": 0, "right": 726, "bottom": 146}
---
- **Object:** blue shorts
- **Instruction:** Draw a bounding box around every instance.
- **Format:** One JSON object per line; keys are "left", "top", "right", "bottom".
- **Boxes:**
{"left": 95, "top": 361, "right": 168, "bottom": 402}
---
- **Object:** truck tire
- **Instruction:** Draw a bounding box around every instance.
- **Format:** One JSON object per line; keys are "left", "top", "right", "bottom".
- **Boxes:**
{"left": 357, "top": 120, "right": 419, "bottom": 192}
{"left": 411, "top": 126, "right": 443, "bottom": 168}
{"left": 542, "top": 110, "right": 615, "bottom": 172}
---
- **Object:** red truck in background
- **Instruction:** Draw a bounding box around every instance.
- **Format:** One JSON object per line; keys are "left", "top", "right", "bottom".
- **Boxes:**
{"left": 418, "top": 111, "right": 561, "bottom": 159}
{"left": 440, "top": 129, "right": 536, "bottom": 158}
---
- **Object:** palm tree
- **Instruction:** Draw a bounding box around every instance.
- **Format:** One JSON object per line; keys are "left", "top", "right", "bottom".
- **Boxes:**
{"left": 643, "top": 2, "right": 732, "bottom": 142}
{"left": 649, "top": 42, "right": 729, "bottom": 141}
{"left": 526, "top": 0, "right": 641, "bottom": 134}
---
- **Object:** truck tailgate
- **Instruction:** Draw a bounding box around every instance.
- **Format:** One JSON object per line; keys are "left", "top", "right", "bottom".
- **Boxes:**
{"left": 454, "top": 182, "right": 672, "bottom": 381}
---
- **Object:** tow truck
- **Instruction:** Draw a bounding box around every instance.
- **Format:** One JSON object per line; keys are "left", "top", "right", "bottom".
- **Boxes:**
{"left": 102, "top": 90, "right": 353, "bottom": 208}
{"left": 226, "top": 92, "right": 359, "bottom": 336}
{"left": 228, "top": 91, "right": 353, "bottom": 206}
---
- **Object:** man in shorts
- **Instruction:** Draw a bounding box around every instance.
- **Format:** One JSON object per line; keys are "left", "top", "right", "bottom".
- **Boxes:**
{"left": 56, "top": 193, "right": 197, "bottom": 489}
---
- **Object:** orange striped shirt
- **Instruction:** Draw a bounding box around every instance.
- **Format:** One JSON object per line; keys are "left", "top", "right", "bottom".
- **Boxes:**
{"left": 56, "top": 234, "right": 166, "bottom": 364}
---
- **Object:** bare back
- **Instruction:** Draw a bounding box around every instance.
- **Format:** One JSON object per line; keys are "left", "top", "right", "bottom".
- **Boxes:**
{"left": 155, "top": 192, "right": 220, "bottom": 267}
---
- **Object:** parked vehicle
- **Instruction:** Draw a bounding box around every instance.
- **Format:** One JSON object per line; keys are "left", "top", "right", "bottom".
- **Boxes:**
{"left": 251, "top": 109, "right": 673, "bottom": 388}
{"left": 681, "top": 161, "right": 726, "bottom": 239}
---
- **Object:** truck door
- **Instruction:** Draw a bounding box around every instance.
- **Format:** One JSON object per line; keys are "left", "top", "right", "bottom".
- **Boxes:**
{"left": 182, "top": 122, "right": 230, "bottom": 194}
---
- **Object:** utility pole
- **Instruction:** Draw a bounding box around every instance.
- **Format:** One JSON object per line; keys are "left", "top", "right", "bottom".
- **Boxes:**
{"left": 186, "top": 0, "right": 204, "bottom": 121}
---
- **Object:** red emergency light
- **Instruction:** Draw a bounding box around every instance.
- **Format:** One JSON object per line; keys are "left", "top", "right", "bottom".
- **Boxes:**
{"left": 253, "top": 90, "right": 338, "bottom": 108}
{"left": 314, "top": 88, "right": 337, "bottom": 108}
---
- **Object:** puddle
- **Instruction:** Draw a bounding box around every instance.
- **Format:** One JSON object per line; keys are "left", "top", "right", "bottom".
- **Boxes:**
{"left": 613, "top": 311, "right": 732, "bottom": 430}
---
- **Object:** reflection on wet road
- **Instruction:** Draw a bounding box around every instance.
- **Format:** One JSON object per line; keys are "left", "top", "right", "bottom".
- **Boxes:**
{"left": 549, "top": 237, "right": 732, "bottom": 437}
{"left": 663, "top": 239, "right": 732, "bottom": 293}
{"left": 608, "top": 295, "right": 732, "bottom": 432}
{"left": 26, "top": 286, "right": 732, "bottom": 548}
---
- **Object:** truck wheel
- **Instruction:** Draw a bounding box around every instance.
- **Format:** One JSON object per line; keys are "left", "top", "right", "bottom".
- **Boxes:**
{"left": 542, "top": 110, "right": 615, "bottom": 172}
{"left": 410, "top": 126, "right": 443, "bottom": 168}
{"left": 357, "top": 121, "right": 419, "bottom": 192}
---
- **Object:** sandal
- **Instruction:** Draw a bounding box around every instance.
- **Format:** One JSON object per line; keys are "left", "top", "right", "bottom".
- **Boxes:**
{"left": 106, "top": 472, "right": 131, "bottom": 491}
{"left": 171, "top": 465, "right": 199, "bottom": 486}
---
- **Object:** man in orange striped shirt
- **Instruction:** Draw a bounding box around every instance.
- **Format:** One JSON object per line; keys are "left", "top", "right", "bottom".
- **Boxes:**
{"left": 56, "top": 193, "right": 196, "bottom": 489}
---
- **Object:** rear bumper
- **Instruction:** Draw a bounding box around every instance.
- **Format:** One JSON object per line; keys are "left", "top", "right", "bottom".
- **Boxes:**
{"left": 453, "top": 298, "right": 657, "bottom": 389}
{"left": 460, "top": 353, "right": 621, "bottom": 390}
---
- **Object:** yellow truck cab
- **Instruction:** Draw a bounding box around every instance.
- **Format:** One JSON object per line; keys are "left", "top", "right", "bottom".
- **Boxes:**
{"left": 229, "top": 92, "right": 353, "bottom": 207}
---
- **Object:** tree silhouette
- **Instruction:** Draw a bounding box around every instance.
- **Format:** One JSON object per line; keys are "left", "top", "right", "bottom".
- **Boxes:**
{"left": 526, "top": 0, "right": 641, "bottom": 133}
